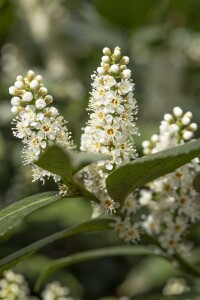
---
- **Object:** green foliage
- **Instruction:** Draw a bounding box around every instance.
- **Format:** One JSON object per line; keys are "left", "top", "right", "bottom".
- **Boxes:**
{"left": 36, "top": 146, "right": 73, "bottom": 181}
{"left": 36, "top": 145, "right": 107, "bottom": 179}
{"left": 106, "top": 139, "right": 200, "bottom": 204}
{"left": 0, "top": 192, "right": 62, "bottom": 237}
{"left": 35, "top": 245, "right": 159, "bottom": 291}
{"left": 0, "top": 218, "right": 111, "bottom": 274}
{"left": 193, "top": 172, "right": 200, "bottom": 192}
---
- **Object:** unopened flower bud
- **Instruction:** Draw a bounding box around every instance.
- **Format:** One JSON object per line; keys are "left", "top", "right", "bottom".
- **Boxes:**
{"left": 119, "top": 65, "right": 127, "bottom": 71}
{"left": 22, "top": 92, "right": 33, "bottom": 102}
{"left": 14, "top": 80, "right": 24, "bottom": 89}
{"left": 121, "top": 69, "right": 131, "bottom": 79}
{"left": 102, "top": 55, "right": 110, "bottom": 63}
{"left": 188, "top": 123, "right": 198, "bottom": 132}
{"left": 142, "top": 140, "right": 151, "bottom": 148}
{"left": 16, "top": 75, "right": 23, "bottom": 81}
{"left": 97, "top": 67, "right": 105, "bottom": 75}
{"left": 35, "top": 98, "right": 46, "bottom": 109}
{"left": 143, "top": 148, "right": 151, "bottom": 155}
{"left": 164, "top": 113, "right": 174, "bottom": 123}
{"left": 45, "top": 95, "right": 53, "bottom": 104}
{"left": 30, "top": 79, "right": 39, "bottom": 90}
{"left": 173, "top": 106, "right": 183, "bottom": 117}
{"left": 35, "top": 75, "right": 43, "bottom": 82}
{"left": 183, "top": 130, "right": 193, "bottom": 140}
{"left": 11, "top": 106, "right": 23, "bottom": 114}
{"left": 114, "top": 48, "right": 121, "bottom": 58}
{"left": 38, "top": 87, "right": 48, "bottom": 96}
{"left": 120, "top": 56, "right": 130, "bottom": 65}
{"left": 9, "top": 86, "right": 18, "bottom": 96}
{"left": 184, "top": 111, "right": 192, "bottom": 119}
{"left": 11, "top": 96, "right": 21, "bottom": 106}
{"left": 182, "top": 115, "right": 191, "bottom": 126}
{"left": 27, "top": 70, "right": 35, "bottom": 81}
{"left": 103, "top": 47, "right": 111, "bottom": 56}
{"left": 171, "top": 124, "right": 179, "bottom": 132}
{"left": 151, "top": 134, "right": 159, "bottom": 143}
{"left": 49, "top": 106, "right": 58, "bottom": 116}
{"left": 109, "top": 64, "right": 119, "bottom": 74}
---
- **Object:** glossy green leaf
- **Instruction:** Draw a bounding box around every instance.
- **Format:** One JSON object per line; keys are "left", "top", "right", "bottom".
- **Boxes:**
{"left": 106, "top": 139, "right": 200, "bottom": 203}
{"left": 35, "top": 245, "right": 157, "bottom": 291}
{"left": 0, "top": 192, "right": 61, "bottom": 237}
{"left": 0, "top": 218, "right": 111, "bottom": 274}
{"left": 36, "top": 145, "right": 107, "bottom": 178}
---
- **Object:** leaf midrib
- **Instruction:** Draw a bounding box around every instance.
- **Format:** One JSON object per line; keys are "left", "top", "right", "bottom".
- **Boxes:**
{"left": 0, "top": 194, "right": 58, "bottom": 224}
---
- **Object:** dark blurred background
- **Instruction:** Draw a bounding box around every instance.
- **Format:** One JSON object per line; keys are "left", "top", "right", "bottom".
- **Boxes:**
{"left": 0, "top": 0, "right": 200, "bottom": 299}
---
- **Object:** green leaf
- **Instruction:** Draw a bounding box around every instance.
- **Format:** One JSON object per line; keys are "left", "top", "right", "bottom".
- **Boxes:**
{"left": 70, "top": 151, "right": 109, "bottom": 174}
{"left": 193, "top": 172, "right": 200, "bottom": 192}
{"left": 106, "top": 139, "right": 200, "bottom": 203}
{"left": 35, "top": 146, "right": 108, "bottom": 196}
{"left": 36, "top": 146, "right": 73, "bottom": 180}
{"left": 36, "top": 145, "right": 107, "bottom": 178}
{"left": 0, "top": 192, "right": 61, "bottom": 237}
{"left": 35, "top": 246, "right": 157, "bottom": 291}
{"left": 0, "top": 218, "right": 111, "bottom": 274}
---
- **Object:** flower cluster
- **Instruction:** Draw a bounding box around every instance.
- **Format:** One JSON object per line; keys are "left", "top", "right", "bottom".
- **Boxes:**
{"left": 0, "top": 270, "right": 30, "bottom": 300}
{"left": 9, "top": 70, "right": 75, "bottom": 185}
{"left": 81, "top": 46, "right": 139, "bottom": 170}
{"left": 106, "top": 104, "right": 198, "bottom": 255}
{"left": 0, "top": 270, "right": 130, "bottom": 300}
{"left": 111, "top": 194, "right": 141, "bottom": 244}
{"left": 0, "top": 270, "right": 75, "bottom": 300}
{"left": 80, "top": 47, "right": 139, "bottom": 214}
{"left": 140, "top": 107, "right": 200, "bottom": 254}
{"left": 113, "top": 107, "right": 200, "bottom": 253}
{"left": 42, "top": 282, "right": 74, "bottom": 300}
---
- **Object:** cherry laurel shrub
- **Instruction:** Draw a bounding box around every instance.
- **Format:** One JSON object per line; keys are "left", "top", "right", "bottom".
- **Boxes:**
{"left": 1, "top": 46, "right": 200, "bottom": 298}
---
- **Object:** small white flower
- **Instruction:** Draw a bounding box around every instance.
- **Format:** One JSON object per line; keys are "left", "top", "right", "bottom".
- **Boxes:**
{"left": 10, "top": 70, "right": 75, "bottom": 187}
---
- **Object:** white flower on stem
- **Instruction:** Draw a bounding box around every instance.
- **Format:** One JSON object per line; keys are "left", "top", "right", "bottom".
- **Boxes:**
{"left": 0, "top": 270, "right": 30, "bottom": 300}
{"left": 10, "top": 70, "right": 75, "bottom": 186}
{"left": 140, "top": 107, "right": 200, "bottom": 255}
{"left": 42, "top": 281, "right": 74, "bottom": 300}
{"left": 81, "top": 47, "right": 139, "bottom": 215}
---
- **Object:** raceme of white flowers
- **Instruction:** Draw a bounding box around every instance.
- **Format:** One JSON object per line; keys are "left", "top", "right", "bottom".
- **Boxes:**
{"left": 10, "top": 47, "right": 139, "bottom": 214}
{"left": 0, "top": 270, "right": 74, "bottom": 300}
{"left": 0, "top": 270, "right": 129, "bottom": 300}
{"left": 9, "top": 70, "right": 75, "bottom": 186}
{"left": 0, "top": 270, "right": 30, "bottom": 300}
{"left": 80, "top": 46, "right": 139, "bottom": 214}
{"left": 9, "top": 48, "right": 200, "bottom": 254}
{"left": 42, "top": 282, "right": 74, "bottom": 300}
{"left": 112, "top": 107, "right": 200, "bottom": 254}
